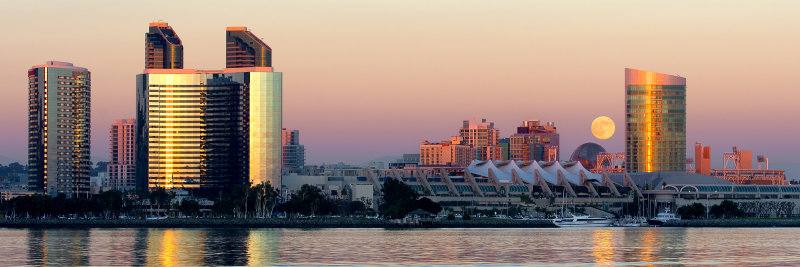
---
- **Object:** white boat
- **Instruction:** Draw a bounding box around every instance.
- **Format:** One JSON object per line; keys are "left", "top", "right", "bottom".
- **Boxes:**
{"left": 614, "top": 216, "right": 648, "bottom": 227}
{"left": 647, "top": 210, "right": 680, "bottom": 226}
{"left": 553, "top": 214, "right": 613, "bottom": 227}
{"left": 146, "top": 215, "right": 168, "bottom": 220}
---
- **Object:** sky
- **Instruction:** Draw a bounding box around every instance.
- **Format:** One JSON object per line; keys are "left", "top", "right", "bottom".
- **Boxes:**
{"left": 0, "top": 1, "right": 798, "bottom": 178}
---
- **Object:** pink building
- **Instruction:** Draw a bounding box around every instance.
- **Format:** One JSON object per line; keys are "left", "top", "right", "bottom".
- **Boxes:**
{"left": 695, "top": 142, "right": 711, "bottom": 175}
{"left": 459, "top": 119, "right": 502, "bottom": 161}
{"left": 510, "top": 120, "right": 559, "bottom": 161}
{"left": 420, "top": 137, "right": 476, "bottom": 167}
{"left": 107, "top": 119, "right": 136, "bottom": 191}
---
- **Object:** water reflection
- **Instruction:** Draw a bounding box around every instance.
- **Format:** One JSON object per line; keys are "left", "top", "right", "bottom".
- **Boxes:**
{"left": 146, "top": 229, "right": 207, "bottom": 266}
{"left": 247, "top": 229, "right": 281, "bottom": 266}
{"left": 591, "top": 230, "right": 615, "bottom": 264}
{"left": 28, "top": 229, "right": 90, "bottom": 266}
{"left": 1, "top": 227, "right": 799, "bottom": 266}
{"left": 204, "top": 229, "right": 249, "bottom": 266}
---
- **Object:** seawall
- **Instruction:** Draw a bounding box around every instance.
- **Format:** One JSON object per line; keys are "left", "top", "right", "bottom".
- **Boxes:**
{"left": 0, "top": 218, "right": 557, "bottom": 229}
{"left": 663, "top": 219, "right": 800, "bottom": 227}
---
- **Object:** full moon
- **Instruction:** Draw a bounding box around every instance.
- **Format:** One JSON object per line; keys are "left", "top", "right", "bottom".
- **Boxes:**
{"left": 591, "top": 116, "right": 615, "bottom": 140}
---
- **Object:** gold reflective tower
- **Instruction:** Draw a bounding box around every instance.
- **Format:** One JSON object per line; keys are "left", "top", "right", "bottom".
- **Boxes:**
{"left": 625, "top": 68, "right": 686, "bottom": 173}
{"left": 136, "top": 24, "right": 281, "bottom": 194}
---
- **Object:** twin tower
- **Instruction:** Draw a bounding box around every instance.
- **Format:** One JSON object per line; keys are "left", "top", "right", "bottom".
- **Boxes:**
{"left": 144, "top": 22, "right": 272, "bottom": 69}
{"left": 136, "top": 22, "right": 282, "bottom": 195}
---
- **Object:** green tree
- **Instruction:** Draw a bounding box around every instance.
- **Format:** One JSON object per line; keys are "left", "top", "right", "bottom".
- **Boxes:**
{"left": 379, "top": 178, "right": 419, "bottom": 219}
{"left": 178, "top": 199, "right": 201, "bottom": 217}
{"left": 710, "top": 200, "right": 743, "bottom": 218}
{"left": 279, "top": 184, "right": 332, "bottom": 216}
{"left": 348, "top": 200, "right": 367, "bottom": 216}
{"left": 251, "top": 181, "right": 279, "bottom": 218}
{"left": 149, "top": 188, "right": 172, "bottom": 216}
{"left": 415, "top": 197, "right": 442, "bottom": 215}
{"left": 676, "top": 203, "right": 706, "bottom": 219}
{"left": 96, "top": 190, "right": 124, "bottom": 218}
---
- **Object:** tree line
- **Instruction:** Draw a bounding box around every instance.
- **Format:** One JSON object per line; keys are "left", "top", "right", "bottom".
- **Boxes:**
{"left": 1, "top": 179, "right": 450, "bottom": 220}
{"left": 675, "top": 200, "right": 798, "bottom": 219}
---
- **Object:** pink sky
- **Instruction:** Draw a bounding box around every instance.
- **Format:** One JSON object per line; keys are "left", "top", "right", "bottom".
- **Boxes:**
{"left": 0, "top": 1, "right": 798, "bottom": 177}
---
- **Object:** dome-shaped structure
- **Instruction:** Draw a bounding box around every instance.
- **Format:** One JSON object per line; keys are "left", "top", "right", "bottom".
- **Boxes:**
{"left": 569, "top": 143, "right": 607, "bottom": 170}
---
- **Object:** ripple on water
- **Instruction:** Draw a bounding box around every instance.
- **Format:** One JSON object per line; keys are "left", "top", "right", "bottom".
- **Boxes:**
{"left": 1, "top": 227, "right": 799, "bottom": 266}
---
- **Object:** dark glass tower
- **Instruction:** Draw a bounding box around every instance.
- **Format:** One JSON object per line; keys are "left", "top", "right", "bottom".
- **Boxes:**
{"left": 226, "top": 27, "right": 272, "bottom": 68}
{"left": 145, "top": 22, "right": 183, "bottom": 69}
{"left": 625, "top": 68, "right": 686, "bottom": 173}
{"left": 28, "top": 61, "right": 91, "bottom": 197}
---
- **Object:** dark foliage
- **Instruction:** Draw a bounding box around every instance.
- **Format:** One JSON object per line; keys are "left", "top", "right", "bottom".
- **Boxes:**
{"left": 676, "top": 203, "right": 706, "bottom": 219}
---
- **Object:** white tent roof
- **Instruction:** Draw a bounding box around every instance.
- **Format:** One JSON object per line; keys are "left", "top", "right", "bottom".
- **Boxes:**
{"left": 563, "top": 161, "right": 602, "bottom": 182}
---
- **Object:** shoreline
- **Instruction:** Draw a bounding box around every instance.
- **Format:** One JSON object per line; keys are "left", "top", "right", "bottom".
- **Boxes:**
{"left": 0, "top": 218, "right": 558, "bottom": 229}
{"left": 662, "top": 219, "right": 800, "bottom": 228}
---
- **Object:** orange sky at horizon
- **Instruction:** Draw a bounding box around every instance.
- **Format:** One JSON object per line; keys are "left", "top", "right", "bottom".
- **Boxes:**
{"left": 0, "top": 1, "right": 797, "bottom": 177}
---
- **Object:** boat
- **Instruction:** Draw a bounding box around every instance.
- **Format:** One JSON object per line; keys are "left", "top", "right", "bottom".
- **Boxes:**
{"left": 146, "top": 215, "right": 168, "bottom": 220}
{"left": 553, "top": 214, "right": 613, "bottom": 227}
{"left": 613, "top": 216, "right": 648, "bottom": 227}
{"left": 647, "top": 210, "right": 680, "bottom": 226}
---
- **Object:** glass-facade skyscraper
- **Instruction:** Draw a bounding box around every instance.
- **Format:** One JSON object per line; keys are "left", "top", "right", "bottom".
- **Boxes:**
{"left": 136, "top": 23, "right": 281, "bottom": 194}
{"left": 136, "top": 68, "right": 282, "bottom": 193}
{"left": 625, "top": 68, "right": 686, "bottom": 173}
{"left": 28, "top": 61, "right": 91, "bottom": 197}
{"left": 226, "top": 26, "right": 272, "bottom": 68}
{"left": 146, "top": 22, "right": 183, "bottom": 69}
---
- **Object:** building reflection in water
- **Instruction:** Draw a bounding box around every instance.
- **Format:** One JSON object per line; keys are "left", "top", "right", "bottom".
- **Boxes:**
{"left": 87, "top": 229, "right": 138, "bottom": 265}
{"left": 146, "top": 229, "right": 206, "bottom": 266}
{"left": 247, "top": 229, "right": 282, "bottom": 266}
{"left": 204, "top": 228, "right": 250, "bottom": 266}
{"left": 622, "top": 228, "right": 687, "bottom": 265}
{"left": 132, "top": 229, "right": 149, "bottom": 266}
{"left": 27, "top": 229, "right": 47, "bottom": 266}
{"left": 27, "top": 229, "right": 90, "bottom": 266}
{"left": 591, "top": 230, "right": 616, "bottom": 264}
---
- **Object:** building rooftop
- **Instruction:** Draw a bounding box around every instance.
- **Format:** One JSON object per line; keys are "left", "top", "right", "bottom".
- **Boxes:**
{"left": 30, "top": 61, "right": 89, "bottom": 71}
{"left": 143, "top": 67, "right": 274, "bottom": 74}
{"left": 610, "top": 172, "right": 733, "bottom": 188}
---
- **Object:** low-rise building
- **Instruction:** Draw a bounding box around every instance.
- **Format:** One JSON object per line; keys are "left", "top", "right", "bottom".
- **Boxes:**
{"left": 420, "top": 137, "right": 476, "bottom": 167}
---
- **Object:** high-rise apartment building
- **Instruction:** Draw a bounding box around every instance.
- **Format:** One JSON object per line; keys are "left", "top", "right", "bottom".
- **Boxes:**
{"left": 625, "top": 68, "right": 686, "bottom": 172}
{"left": 459, "top": 119, "right": 502, "bottom": 161}
{"left": 145, "top": 22, "right": 183, "bottom": 69}
{"left": 281, "top": 129, "right": 305, "bottom": 173}
{"left": 226, "top": 27, "right": 272, "bottom": 68}
{"left": 27, "top": 61, "right": 91, "bottom": 197}
{"left": 136, "top": 23, "right": 282, "bottom": 193}
{"left": 694, "top": 142, "right": 711, "bottom": 175}
{"left": 107, "top": 119, "right": 136, "bottom": 191}
{"left": 420, "top": 137, "right": 476, "bottom": 167}
{"left": 509, "top": 120, "right": 559, "bottom": 161}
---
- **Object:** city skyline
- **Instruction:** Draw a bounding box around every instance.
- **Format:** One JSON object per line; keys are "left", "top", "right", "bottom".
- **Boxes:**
{"left": 0, "top": 1, "right": 798, "bottom": 179}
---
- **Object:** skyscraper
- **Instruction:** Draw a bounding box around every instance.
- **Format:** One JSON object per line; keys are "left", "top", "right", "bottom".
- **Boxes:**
{"left": 459, "top": 119, "right": 502, "bottom": 161}
{"left": 107, "top": 119, "right": 136, "bottom": 191}
{"left": 625, "top": 68, "right": 686, "bottom": 172}
{"left": 27, "top": 61, "right": 91, "bottom": 197}
{"left": 136, "top": 23, "right": 282, "bottom": 193}
{"left": 281, "top": 128, "right": 305, "bottom": 173}
{"left": 226, "top": 27, "right": 272, "bottom": 68}
{"left": 509, "top": 120, "right": 559, "bottom": 161}
{"left": 145, "top": 22, "right": 183, "bottom": 69}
